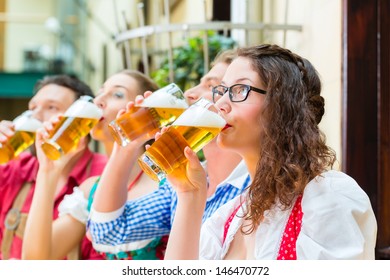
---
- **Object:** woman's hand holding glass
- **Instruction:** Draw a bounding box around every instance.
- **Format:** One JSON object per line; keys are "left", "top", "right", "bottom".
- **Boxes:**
{"left": 111, "top": 91, "right": 155, "bottom": 153}
{"left": 152, "top": 126, "right": 208, "bottom": 194}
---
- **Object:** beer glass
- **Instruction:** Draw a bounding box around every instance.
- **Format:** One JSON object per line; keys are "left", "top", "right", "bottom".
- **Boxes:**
{"left": 0, "top": 111, "right": 42, "bottom": 164}
{"left": 108, "top": 83, "right": 188, "bottom": 147}
{"left": 41, "top": 95, "right": 102, "bottom": 160}
{"left": 138, "top": 98, "right": 226, "bottom": 182}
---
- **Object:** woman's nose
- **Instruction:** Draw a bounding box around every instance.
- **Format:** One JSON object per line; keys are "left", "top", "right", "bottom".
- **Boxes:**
{"left": 94, "top": 95, "right": 106, "bottom": 109}
{"left": 215, "top": 93, "right": 230, "bottom": 113}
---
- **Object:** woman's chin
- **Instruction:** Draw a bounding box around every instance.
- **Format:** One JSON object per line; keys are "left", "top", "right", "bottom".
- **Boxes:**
{"left": 90, "top": 129, "right": 107, "bottom": 142}
{"left": 216, "top": 134, "right": 230, "bottom": 149}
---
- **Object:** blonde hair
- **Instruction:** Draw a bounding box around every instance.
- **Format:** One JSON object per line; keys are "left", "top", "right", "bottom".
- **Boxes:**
{"left": 211, "top": 49, "right": 238, "bottom": 67}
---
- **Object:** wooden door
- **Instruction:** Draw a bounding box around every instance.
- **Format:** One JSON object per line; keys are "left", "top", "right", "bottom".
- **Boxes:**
{"left": 343, "top": 0, "right": 390, "bottom": 259}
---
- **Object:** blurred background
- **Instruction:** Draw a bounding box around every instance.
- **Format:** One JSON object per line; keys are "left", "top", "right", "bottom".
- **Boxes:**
{"left": 0, "top": 0, "right": 389, "bottom": 258}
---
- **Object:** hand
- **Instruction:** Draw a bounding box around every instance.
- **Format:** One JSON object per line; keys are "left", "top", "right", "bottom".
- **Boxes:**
{"left": 0, "top": 120, "right": 15, "bottom": 144}
{"left": 112, "top": 99, "right": 155, "bottom": 152}
{"left": 153, "top": 127, "right": 207, "bottom": 194}
{"left": 134, "top": 90, "right": 153, "bottom": 106}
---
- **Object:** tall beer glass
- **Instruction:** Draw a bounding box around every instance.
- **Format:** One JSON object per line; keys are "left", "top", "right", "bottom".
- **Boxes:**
{"left": 0, "top": 111, "right": 43, "bottom": 164}
{"left": 41, "top": 96, "right": 102, "bottom": 160}
{"left": 109, "top": 83, "right": 188, "bottom": 147}
{"left": 138, "top": 98, "right": 226, "bottom": 182}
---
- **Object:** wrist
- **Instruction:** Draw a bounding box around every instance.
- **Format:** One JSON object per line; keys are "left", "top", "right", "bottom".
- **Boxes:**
{"left": 177, "top": 190, "right": 207, "bottom": 208}
{"left": 37, "top": 166, "right": 61, "bottom": 178}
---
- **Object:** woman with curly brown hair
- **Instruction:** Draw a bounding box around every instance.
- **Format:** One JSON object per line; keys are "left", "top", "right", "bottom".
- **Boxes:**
{"left": 164, "top": 44, "right": 377, "bottom": 260}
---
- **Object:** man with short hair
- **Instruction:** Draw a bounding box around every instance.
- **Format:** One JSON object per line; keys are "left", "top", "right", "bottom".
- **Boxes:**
{"left": 0, "top": 75, "right": 107, "bottom": 259}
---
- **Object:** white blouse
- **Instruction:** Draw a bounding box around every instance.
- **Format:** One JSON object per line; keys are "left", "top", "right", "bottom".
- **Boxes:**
{"left": 200, "top": 170, "right": 377, "bottom": 260}
{"left": 58, "top": 187, "right": 89, "bottom": 224}
{"left": 58, "top": 187, "right": 156, "bottom": 253}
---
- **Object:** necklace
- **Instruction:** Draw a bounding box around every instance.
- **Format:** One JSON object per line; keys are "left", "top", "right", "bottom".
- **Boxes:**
{"left": 127, "top": 170, "right": 144, "bottom": 191}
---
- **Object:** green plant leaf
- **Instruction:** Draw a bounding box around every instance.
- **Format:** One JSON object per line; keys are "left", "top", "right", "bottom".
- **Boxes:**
{"left": 151, "top": 33, "right": 237, "bottom": 90}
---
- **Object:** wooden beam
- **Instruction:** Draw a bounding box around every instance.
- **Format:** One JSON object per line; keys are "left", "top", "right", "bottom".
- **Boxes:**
{"left": 0, "top": 0, "right": 5, "bottom": 69}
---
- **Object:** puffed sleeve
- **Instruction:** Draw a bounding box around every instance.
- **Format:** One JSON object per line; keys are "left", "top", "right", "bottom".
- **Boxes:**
{"left": 58, "top": 187, "right": 89, "bottom": 224}
{"left": 297, "top": 171, "right": 377, "bottom": 259}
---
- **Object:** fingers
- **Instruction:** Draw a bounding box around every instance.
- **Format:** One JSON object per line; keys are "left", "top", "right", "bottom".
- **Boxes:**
{"left": 134, "top": 95, "right": 145, "bottom": 105}
{"left": 42, "top": 114, "right": 63, "bottom": 136}
{"left": 116, "top": 108, "right": 126, "bottom": 118}
{"left": 34, "top": 128, "right": 46, "bottom": 159}
{"left": 154, "top": 131, "right": 162, "bottom": 141}
{"left": 49, "top": 114, "right": 62, "bottom": 125}
{"left": 42, "top": 121, "right": 54, "bottom": 134}
{"left": 0, "top": 120, "right": 15, "bottom": 142}
{"left": 35, "top": 128, "right": 47, "bottom": 142}
{"left": 115, "top": 101, "right": 136, "bottom": 118}
{"left": 154, "top": 126, "right": 168, "bottom": 141}
{"left": 134, "top": 91, "right": 153, "bottom": 106}
{"left": 125, "top": 101, "right": 135, "bottom": 111}
{"left": 184, "top": 147, "right": 202, "bottom": 170}
{"left": 144, "top": 91, "right": 153, "bottom": 99}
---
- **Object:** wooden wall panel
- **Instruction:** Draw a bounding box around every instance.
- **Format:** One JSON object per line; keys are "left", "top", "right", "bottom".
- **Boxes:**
{"left": 0, "top": 0, "right": 6, "bottom": 69}
{"left": 343, "top": 0, "right": 390, "bottom": 258}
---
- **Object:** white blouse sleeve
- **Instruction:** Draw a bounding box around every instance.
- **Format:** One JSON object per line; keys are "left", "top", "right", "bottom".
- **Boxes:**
{"left": 199, "top": 197, "right": 242, "bottom": 260}
{"left": 58, "top": 187, "right": 89, "bottom": 224}
{"left": 297, "top": 171, "right": 377, "bottom": 259}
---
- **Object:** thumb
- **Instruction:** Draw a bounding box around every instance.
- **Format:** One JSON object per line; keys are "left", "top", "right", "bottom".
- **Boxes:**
{"left": 184, "top": 147, "right": 202, "bottom": 170}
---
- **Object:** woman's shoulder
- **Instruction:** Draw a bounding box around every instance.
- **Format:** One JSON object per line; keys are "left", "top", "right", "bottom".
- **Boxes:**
{"left": 305, "top": 170, "right": 366, "bottom": 196}
{"left": 302, "top": 170, "right": 373, "bottom": 212}
{"left": 79, "top": 175, "right": 100, "bottom": 198}
{"left": 298, "top": 170, "right": 377, "bottom": 259}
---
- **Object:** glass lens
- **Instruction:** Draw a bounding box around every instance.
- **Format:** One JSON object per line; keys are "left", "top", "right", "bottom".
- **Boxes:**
{"left": 231, "top": 84, "right": 249, "bottom": 102}
{"left": 212, "top": 86, "right": 226, "bottom": 103}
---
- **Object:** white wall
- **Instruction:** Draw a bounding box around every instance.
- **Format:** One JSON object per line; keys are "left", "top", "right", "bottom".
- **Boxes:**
{"left": 84, "top": 0, "right": 140, "bottom": 93}
{"left": 4, "top": 0, "right": 54, "bottom": 72}
{"left": 287, "top": 0, "right": 342, "bottom": 169}
{"left": 254, "top": 0, "right": 342, "bottom": 169}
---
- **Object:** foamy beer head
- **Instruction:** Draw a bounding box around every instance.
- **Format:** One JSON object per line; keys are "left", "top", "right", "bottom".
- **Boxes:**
{"left": 41, "top": 96, "right": 102, "bottom": 160}
{"left": 138, "top": 98, "right": 226, "bottom": 182}
{"left": 109, "top": 83, "right": 188, "bottom": 147}
{"left": 139, "top": 83, "right": 188, "bottom": 110}
{"left": 0, "top": 111, "right": 42, "bottom": 164}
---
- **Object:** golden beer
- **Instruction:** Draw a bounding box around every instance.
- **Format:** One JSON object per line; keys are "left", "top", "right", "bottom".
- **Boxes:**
{"left": 41, "top": 96, "right": 102, "bottom": 160}
{"left": 109, "top": 83, "right": 188, "bottom": 146}
{"left": 138, "top": 99, "right": 226, "bottom": 182}
{"left": 0, "top": 111, "right": 42, "bottom": 164}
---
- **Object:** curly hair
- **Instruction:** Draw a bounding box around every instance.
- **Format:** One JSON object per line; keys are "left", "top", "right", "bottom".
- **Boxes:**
{"left": 237, "top": 44, "right": 336, "bottom": 233}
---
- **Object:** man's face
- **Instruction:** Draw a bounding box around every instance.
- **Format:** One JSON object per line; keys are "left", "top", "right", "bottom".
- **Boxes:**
{"left": 28, "top": 84, "right": 76, "bottom": 122}
{"left": 184, "top": 62, "right": 230, "bottom": 104}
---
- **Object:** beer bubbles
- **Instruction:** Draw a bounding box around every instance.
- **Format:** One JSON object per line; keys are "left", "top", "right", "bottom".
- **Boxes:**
{"left": 0, "top": 111, "right": 43, "bottom": 164}
{"left": 40, "top": 96, "right": 102, "bottom": 160}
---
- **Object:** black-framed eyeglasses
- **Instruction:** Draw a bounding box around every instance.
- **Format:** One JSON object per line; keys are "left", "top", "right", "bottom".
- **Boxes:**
{"left": 212, "top": 84, "right": 267, "bottom": 103}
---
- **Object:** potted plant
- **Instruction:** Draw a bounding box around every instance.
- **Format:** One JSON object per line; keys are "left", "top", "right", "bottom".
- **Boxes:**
{"left": 152, "top": 31, "right": 236, "bottom": 90}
